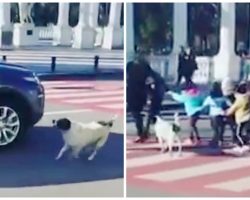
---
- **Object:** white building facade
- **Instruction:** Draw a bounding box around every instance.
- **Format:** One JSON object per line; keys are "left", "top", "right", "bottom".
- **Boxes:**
{"left": 127, "top": 3, "right": 243, "bottom": 83}
{"left": 0, "top": 2, "right": 123, "bottom": 50}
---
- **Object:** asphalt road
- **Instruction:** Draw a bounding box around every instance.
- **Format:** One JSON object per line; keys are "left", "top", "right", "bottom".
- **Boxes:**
{"left": 0, "top": 81, "right": 124, "bottom": 197}
{"left": 127, "top": 113, "right": 250, "bottom": 197}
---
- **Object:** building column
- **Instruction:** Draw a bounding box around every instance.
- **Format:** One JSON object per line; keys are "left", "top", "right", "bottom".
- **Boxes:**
{"left": 126, "top": 3, "right": 134, "bottom": 62}
{"left": 72, "top": 3, "right": 96, "bottom": 49}
{"left": 53, "top": 3, "right": 72, "bottom": 46}
{"left": 89, "top": 3, "right": 99, "bottom": 28}
{"left": 102, "top": 3, "right": 123, "bottom": 49}
{"left": 213, "top": 3, "right": 240, "bottom": 81}
{"left": 168, "top": 3, "right": 188, "bottom": 82}
{"left": 0, "top": 3, "right": 13, "bottom": 48}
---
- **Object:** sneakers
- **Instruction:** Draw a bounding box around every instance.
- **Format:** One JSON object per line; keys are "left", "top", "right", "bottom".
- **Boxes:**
{"left": 229, "top": 145, "right": 250, "bottom": 156}
{"left": 242, "top": 145, "right": 250, "bottom": 152}
{"left": 133, "top": 137, "right": 144, "bottom": 143}
{"left": 133, "top": 135, "right": 148, "bottom": 143}
{"left": 182, "top": 138, "right": 194, "bottom": 145}
{"left": 193, "top": 139, "right": 202, "bottom": 146}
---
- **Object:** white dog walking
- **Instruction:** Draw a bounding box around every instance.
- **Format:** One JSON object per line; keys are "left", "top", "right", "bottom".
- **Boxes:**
{"left": 154, "top": 113, "right": 182, "bottom": 156}
{"left": 53, "top": 115, "right": 118, "bottom": 161}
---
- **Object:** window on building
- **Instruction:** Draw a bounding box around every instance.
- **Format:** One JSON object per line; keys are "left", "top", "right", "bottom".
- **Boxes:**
{"left": 187, "top": 3, "right": 220, "bottom": 56}
{"left": 235, "top": 3, "right": 250, "bottom": 55}
{"left": 69, "top": 3, "right": 79, "bottom": 27}
{"left": 22, "top": 3, "right": 58, "bottom": 26}
{"left": 98, "top": 3, "right": 110, "bottom": 27}
{"left": 11, "top": 3, "right": 19, "bottom": 23}
{"left": 133, "top": 3, "right": 173, "bottom": 55}
{"left": 120, "top": 4, "right": 124, "bottom": 27}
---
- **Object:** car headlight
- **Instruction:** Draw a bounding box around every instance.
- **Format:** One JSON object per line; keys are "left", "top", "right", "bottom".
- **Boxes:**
{"left": 33, "top": 73, "right": 41, "bottom": 84}
{"left": 23, "top": 73, "right": 41, "bottom": 84}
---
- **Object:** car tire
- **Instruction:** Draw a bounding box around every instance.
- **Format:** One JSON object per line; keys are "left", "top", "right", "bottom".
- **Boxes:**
{"left": 0, "top": 99, "right": 28, "bottom": 147}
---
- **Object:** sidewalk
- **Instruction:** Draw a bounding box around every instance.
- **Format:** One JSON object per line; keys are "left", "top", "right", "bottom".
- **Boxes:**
{"left": 0, "top": 46, "right": 124, "bottom": 59}
{"left": 0, "top": 45, "right": 124, "bottom": 79}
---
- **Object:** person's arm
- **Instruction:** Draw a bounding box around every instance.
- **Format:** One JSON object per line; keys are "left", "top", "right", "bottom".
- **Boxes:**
{"left": 201, "top": 96, "right": 211, "bottom": 108}
{"left": 226, "top": 100, "right": 240, "bottom": 116}
{"left": 168, "top": 91, "right": 185, "bottom": 103}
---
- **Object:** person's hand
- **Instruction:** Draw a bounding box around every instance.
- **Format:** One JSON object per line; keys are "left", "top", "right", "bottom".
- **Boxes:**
{"left": 167, "top": 91, "right": 173, "bottom": 95}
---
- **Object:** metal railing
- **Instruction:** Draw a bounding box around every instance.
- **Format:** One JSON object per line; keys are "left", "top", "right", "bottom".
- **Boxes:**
{"left": 37, "top": 26, "right": 54, "bottom": 40}
{"left": 1, "top": 55, "right": 101, "bottom": 73}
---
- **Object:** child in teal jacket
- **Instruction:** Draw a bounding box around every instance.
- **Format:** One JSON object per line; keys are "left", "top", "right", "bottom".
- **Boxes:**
{"left": 168, "top": 85, "right": 205, "bottom": 144}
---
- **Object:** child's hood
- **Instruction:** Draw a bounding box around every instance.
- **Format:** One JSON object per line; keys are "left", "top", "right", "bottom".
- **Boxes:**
{"left": 182, "top": 89, "right": 202, "bottom": 97}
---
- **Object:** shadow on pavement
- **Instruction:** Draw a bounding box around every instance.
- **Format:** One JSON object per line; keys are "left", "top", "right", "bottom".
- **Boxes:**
{"left": 127, "top": 135, "right": 240, "bottom": 157}
{"left": 0, "top": 126, "right": 123, "bottom": 188}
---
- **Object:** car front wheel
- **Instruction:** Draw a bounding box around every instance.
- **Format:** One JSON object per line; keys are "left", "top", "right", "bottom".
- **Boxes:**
{"left": 0, "top": 105, "right": 25, "bottom": 146}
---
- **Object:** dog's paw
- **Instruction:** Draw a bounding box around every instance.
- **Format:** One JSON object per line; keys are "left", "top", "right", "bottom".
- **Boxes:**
{"left": 88, "top": 156, "right": 95, "bottom": 161}
{"left": 55, "top": 156, "right": 61, "bottom": 160}
{"left": 160, "top": 149, "right": 167, "bottom": 154}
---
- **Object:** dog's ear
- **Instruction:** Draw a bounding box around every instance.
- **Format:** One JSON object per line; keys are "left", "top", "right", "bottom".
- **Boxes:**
{"left": 56, "top": 118, "right": 71, "bottom": 131}
{"left": 151, "top": 116, "right": 157, "bottom": 124}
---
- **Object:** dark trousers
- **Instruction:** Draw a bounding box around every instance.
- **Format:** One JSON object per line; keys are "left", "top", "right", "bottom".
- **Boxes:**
{"left": 210, "top": 116, "right": 224, "bottom": 145}
{"left": 145, "top": 95, "right": 164, "bottom": 135}
{"left": 224, "top": 116, "right": 237, "bottom": 143}
{"left": 189, "top": 113, "right": 200, "bottom": 140}
{"left": 131, "top": 111, "right": 144, "bottom": 137}
{"left": 177, "top": 72, "right": 193, "bottom": 86}
{"left": 236, "top": 121, "right": 250, "bottom": 146}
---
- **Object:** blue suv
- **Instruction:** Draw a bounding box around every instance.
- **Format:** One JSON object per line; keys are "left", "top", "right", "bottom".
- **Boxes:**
{"left": 0, "top": 62, "right": 45, "bottom": 146}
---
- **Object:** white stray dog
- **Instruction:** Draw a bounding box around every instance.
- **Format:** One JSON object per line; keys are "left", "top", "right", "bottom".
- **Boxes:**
{"left": 53, "top": 115, "right": 118, "bottom": 161}
{"left": 154, "top": 113, "right": 182, "bottom": 156}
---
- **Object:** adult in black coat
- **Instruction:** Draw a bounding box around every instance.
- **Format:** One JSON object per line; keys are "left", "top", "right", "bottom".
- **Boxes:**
{"left": 177, "top": 46, "right": 186, "bottom": 85}
{"left": 177, "top": 47, "right": 198, "bottom": 87}
{"left": 127, "top": 56, "right": 151, "bottom": 143}
{"left": 144, "top": 69, "right": 168, "bottom": 135}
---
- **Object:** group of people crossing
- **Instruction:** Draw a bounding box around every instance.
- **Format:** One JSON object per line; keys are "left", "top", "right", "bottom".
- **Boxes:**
{"left": 127, "top": 51, "right": 250, "bottom": 155}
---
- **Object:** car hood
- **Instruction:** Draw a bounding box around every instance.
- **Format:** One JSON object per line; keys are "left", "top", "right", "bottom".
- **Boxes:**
{"left": 0, "top": 62, "right": 33, "bottom": 75}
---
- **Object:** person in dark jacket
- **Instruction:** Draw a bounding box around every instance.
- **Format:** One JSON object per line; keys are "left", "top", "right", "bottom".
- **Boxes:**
{"left": 127, "top": 55, "right": 151, "bottom": 143}
{"left": 177, "top": 47, "right": 198, "bottom": 87}
{"left": 144, "top": 69, "right": 168, "bottom": 136}
{"left": 177, "top": 46, "right": 186, "bottom": 85}
{"left": 183, "top": 48, "right": 198, "bottom": 86}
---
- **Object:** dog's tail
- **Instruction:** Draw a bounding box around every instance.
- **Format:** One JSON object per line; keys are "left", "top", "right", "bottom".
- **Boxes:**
{"left": 97, "top": 115, "right": 118, "bottom": 128}
{"left": 111, "top": 114, "right": 118, "bottom": 122}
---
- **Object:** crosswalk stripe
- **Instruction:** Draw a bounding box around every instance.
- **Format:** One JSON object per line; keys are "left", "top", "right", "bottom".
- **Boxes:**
{"left": 43, "top": 82, "right": 123, "bottom": 89}
{"left": 136, "top": 156, "right": 250, "bottom": 182}
{"left": 46, "top": 90, "right": 123, "bottom": 99}
{"left": 206, "top": 176, "right": 250, "bottom": 192}
{"left": 42, "top": 81, "right": 67, "bottom": 85}
{"left": 127, "top": 152, "right": 196, "bottom": 168}
{"left": 43, "top": 83, "right": 95, "bottom": 88}
{"left": 45, "top": 89, "right": 91, "bottom": 94}
{"left": 98, "top": 103, "right": 123, "bottom": 109}
{"left": 64, "top": 96, "right": 123, "bottom": 104}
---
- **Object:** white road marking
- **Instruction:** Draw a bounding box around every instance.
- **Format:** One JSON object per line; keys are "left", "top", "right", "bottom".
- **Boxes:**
{"left": 98, "top": 103, "right": 124, "bottom": 109}
{"left": 46, "top": 90, "right": 123, "bottom": 99}
{"left": 44, "top": 109, "right": 91, "bottom": 115}
{"left": 127, "top": 152, "right": 196, "bottom": 168}
{"left": 64, "top": 96, "right": 123, "bottom": 104}
{"left": 136, "top": 157, "right": 250, "bottom": 182}
{"left": 206, "top": 176, "right": 250, "bottom": 192}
